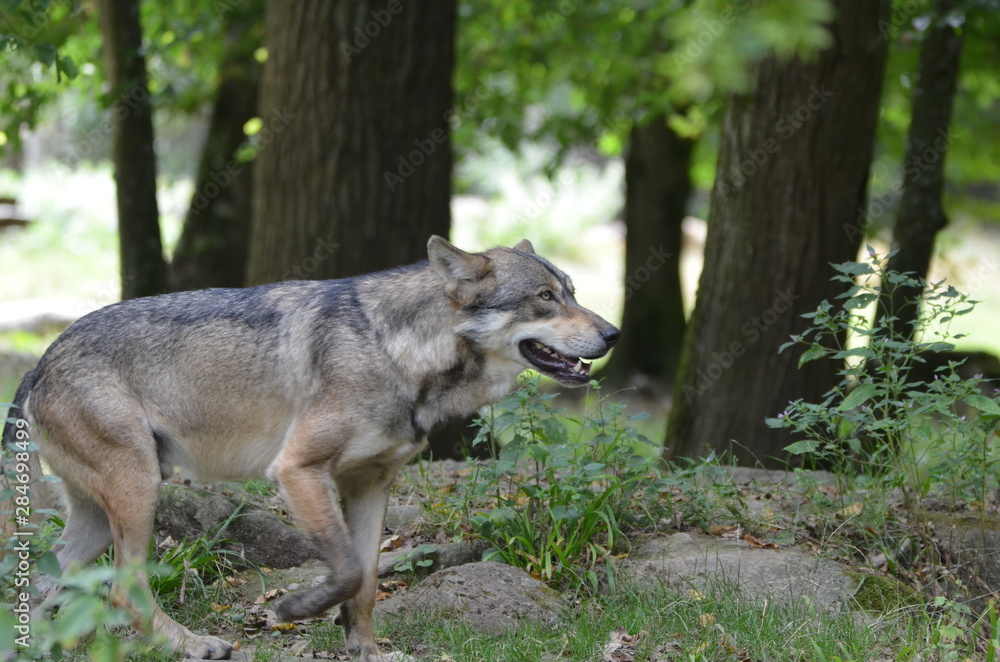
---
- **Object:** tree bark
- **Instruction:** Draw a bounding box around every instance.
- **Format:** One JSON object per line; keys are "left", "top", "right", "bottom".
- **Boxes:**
{"left": 666, "top": 0, "right": 890, "bottom": 468}
{"left": 884, "top": 0, "right": 964, "bottom": 334}
{"left": 602, "top": 115, "right": 693, "bottom": 395}
{"left": 248, "top": 0, "right": 460, "bottom": 458}
{"left": 170, "top": 14, "right": 261, "bottom": 291}
{"left": 96, "top": 0, "right": 168, "bottom": 299}
{"left": 247, "top": 0, "right": 455, "bottom": 285}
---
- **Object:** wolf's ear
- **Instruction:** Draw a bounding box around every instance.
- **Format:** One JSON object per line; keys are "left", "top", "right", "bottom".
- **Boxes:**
{"left": 513, "top": 239, "right": 535, "bottom": 254}
{"left": 428, "top": 235, "right": 490, "bottom": 303}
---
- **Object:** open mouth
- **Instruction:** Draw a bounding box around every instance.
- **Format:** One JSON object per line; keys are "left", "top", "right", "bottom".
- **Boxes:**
{"left": 519, "top": 340, "right": 593, "bottom": 386}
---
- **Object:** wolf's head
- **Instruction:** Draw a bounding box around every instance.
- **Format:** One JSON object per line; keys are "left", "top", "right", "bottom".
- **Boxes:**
{"left": 428, "top": 236, "right": 620, "bottom": 387}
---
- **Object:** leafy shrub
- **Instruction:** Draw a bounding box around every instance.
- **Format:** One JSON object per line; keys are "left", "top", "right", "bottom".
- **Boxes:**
{"left": 450, "top": 377, "right": 735, "bottom": 588}
{"left": 767, "top": 248, "right": 1000, "bottom": 521}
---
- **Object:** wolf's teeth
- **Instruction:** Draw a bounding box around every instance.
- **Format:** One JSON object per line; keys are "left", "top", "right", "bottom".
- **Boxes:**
{"left": 573, "top": 360, "right": 584, "bottom": 373}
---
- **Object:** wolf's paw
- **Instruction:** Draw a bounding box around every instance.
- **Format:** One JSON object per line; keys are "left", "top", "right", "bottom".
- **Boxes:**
{"left": 183, "top": 634, "right": 234, "bottom": 659}
{"left": 347, "top": 638, "right": 414, "bottom": 662}
{"left": 356, "top": 652, "right": 415, "bottom": 662}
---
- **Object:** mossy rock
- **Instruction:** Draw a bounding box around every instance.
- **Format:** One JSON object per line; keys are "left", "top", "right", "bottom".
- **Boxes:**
{"left": 849, "top": 572, "right": 922, "bottom": 613}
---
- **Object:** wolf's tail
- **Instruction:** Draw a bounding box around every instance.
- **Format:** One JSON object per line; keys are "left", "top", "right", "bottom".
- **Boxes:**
{"left": 2, "top": 364, "right": 39, "bottom": 449}
{"left": 2, "top": 364, "right": 59, "bottom": 552}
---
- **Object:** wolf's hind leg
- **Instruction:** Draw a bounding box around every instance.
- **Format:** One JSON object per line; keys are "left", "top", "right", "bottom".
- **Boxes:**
{"left": 31, "top": 486, "right": 113, "bottom": 617}
{"left": 98, "top": 443, "right": 234, "bottom": 660}
{"left": 334, "top": 471, "right": 397, "bottom": 661}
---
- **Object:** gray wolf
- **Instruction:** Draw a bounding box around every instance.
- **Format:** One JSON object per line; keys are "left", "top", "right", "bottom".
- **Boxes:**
{"left": 1, "top": 237, "right": 619, "bottom": 660}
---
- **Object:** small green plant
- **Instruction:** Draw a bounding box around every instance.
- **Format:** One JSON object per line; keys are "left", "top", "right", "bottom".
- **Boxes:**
{"left": 452, "top": 377, "right": 665, "bottom": 587}
{"left": 767, "top": 248, "right": 1000, "bottom": 527}
{"left": 392, "top": 544, "right": 437, "bottom": 573}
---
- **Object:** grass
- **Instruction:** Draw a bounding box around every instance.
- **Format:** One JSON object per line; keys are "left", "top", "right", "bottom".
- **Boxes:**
{"left": 372, "top": 579, "right": 936, "bottom": 662}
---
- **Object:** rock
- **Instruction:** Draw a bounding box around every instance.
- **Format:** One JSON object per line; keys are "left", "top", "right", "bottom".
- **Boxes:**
{"left": 377, "top": 540, "right": 487, "bottom": 577}
{"left": 384, "top": 505, "right": 421, "bottom": 531}
{"left": 619, "top": 532, "right": 858, "bottom": 611}
{"left": 376, "top": 561, "right": 567, "bottom": 635}
{"left": 929, "top": 511, "right": 1000, "bottom": 609}
{"left": 155, "top": 485, "right": 319, "bottom": 569}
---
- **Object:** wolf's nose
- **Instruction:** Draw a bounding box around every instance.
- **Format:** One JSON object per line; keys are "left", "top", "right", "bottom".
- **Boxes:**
{"left": 602, "top": 326, "right": 621, "bottom": 348}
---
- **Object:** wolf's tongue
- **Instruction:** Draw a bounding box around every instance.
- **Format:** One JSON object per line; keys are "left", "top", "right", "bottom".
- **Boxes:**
{"left": 523, "top": 340, "right": 590, "bottom": 376}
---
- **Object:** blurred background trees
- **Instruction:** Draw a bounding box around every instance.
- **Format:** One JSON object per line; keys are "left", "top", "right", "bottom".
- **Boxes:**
{"left": 1, "top": 0, "right": 999, "bottom": 464}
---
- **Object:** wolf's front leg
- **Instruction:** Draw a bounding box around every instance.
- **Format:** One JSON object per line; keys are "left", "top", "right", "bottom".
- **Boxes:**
{"left": 270, "top": 454, "right": 363, "bottom": 620}
{"left": 335, "top": 468, "right": 415, "bottom": 662}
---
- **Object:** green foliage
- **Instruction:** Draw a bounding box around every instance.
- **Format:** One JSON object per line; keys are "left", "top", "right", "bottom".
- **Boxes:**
{"left": 0, "top": 0, "right": 265, "bottom": 161}
{"left": 150, "top": 507, "right": 250, "bottom": 603}
{"left": 872, "top": 1, "right": 1000, "bottom": 227}
{"left": 449, "top": 376, "right": 747, "bottom": 588}
{"left": 0, "top": 555, "right": 169, "bottom": 661}
{"left": 452, "top": 376, "right": 660, "bottom": 586}
{"left": 0, "top": 486, "right": 249, "bottom": 660}
{"left": 768, "top": 248, "right": 1000, "bottom": 521}
{"left": 455, "top": 0, "right": 836, "bottom": 169}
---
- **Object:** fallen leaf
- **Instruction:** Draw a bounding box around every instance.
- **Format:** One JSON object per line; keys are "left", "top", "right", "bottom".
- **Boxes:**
{"left": 254, "top": 587, "right": 285, "bottom": 604}
{"left": 157, "top": 535, "right": 177, "bottom": 549}
{"left": 380, "top": 534, "right": 404, "bottom": 552}
{"left": 601, "top": 627, "right": 644, "bottom": 661}
{"left": 837, "top": 501, "right": 863, "bottom": 519}
{"left": 699, "top": 613, "right": 716, "bottom": 627}
{"left": 743, "top": 533, "right": 778, "bottom": 550}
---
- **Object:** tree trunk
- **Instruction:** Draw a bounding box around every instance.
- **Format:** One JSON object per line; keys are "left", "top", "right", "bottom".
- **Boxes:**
{"left": 247, "top": 0, "right": 455, "bottom": 285}
{"left": 884, "top": 0, "right": 964, "bottom": 334}
{"left": 170, "top": 17, "right": 261, "bottom": 291}
{"left": 602, "top": 115, "right": 693, "bottom": 395}
{"left": 96, "top": 0, "right": 168, "bottom": 299}
{"left": 665, "top": 0, "right": 890, "bottom": 468}
{"left": 248, "top": 1, "right": 460, "bottom": 458}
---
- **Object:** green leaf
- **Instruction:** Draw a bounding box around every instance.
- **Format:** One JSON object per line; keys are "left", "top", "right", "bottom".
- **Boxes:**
{"left": 839, "top": 383, "right": 877, "bottom": 411}
{"left": 37, "top": 550, "right": 61, "bottom": 577}
{"left": 963, "top": 394, "right": 1000, "bottom": 417}
{"left": 58, "top": 54, "right": 78, "bottom": 80}
{"left": 785, "top": 439, "right": 820, "bottom": 455}
{"left": 32, "top": 43, "right": 56, "bottom": 67}
{"left": 833, "top": 261, "right": 874, "bottom": 276}
{"left": 833, "top": 347, "right": 876, "bottom": 360}
{"left": 798, "top": 345, "right": 827, "bottom": 368}
{"left": 844, "top": 293, "right": 878, "bottom": 309}
{"left": 56, "top": 595, "right": 104, "bottom": 648}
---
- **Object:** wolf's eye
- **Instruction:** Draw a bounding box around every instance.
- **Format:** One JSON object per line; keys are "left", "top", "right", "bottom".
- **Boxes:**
{"left": 539, "top": 290, "right": 553, "bottom": 301}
